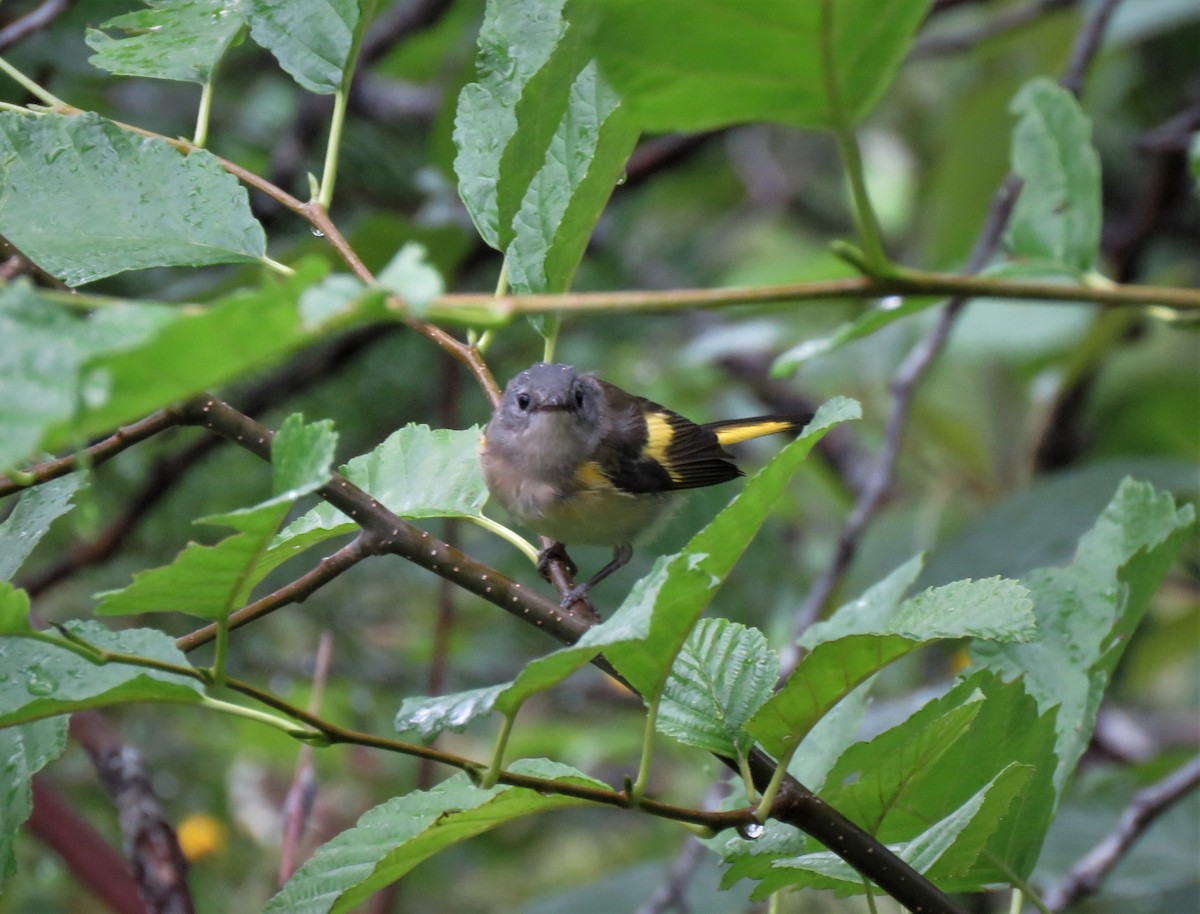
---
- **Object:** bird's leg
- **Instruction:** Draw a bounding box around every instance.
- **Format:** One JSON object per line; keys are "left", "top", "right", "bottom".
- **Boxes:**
{"left": 558, "top": 543, "right": 633, "bottom": 610}
{"left": 536, "top": 541, "right": 578, "bottom": 580}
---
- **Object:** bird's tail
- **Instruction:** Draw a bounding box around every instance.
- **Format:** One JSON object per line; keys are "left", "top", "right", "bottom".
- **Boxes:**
{"left": 705, "top": 414, "right": 812, "bottom": 446}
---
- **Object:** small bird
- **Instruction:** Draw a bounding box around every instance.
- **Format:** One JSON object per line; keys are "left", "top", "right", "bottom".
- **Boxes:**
{"left": 480, "top": 362, "right": 810, "bottom": 608}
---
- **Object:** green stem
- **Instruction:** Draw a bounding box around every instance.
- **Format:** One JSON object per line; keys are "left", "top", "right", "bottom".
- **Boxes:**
{"left": 200, "top": 696, "right": 314, "bottom": 738}
{"left": 630, "top": 688, "right": 662, "bottom": 802}
{"left": 480, "top": 710, "right": 517, "bottom": 789}
{"left": 754, "top": 742, "right": 800, "bottom": 822}
{"left": 737, "top": 754, "right": 758, "bottom": 805}
{"left": 317, "top": 87, "right": 349, "bottom": 208}
{"left": 863, "top": 877, "right": 880, "bottom": 914}
{"left": 541, "top": 314, "right": 562, "bottom": 364}
{"left": 819, "top": 0, "right": 888, "bottom": 272}
{"left": 261, "top": 255, "right": 296, "bottom": 276}
{"left": 463, "top": 514, "right": 541, "bottom": 566}
{"left": 193, "top": 75, "right": 215, "bottom": 148}
{"left": 0, "top": 55, "right": 67, "bottom": 108}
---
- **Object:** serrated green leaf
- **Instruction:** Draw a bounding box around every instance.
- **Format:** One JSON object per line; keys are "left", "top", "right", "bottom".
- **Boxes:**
{"left": 264, "top": 425, "right": 488, "bottom": 572}
{"left": 748, "top": 570, "right": 1034, "bottom": 757}
{"left": 265, "top": 759, "right": 607, "bottom": 914}
{"left": 574, "top": 0, "right": 930, "bottom": 131}
{"left": 0, "top": 622, "right": 203, "bottom": 726}
{"left": 298, "top": 273, "right": 375, "bottom": 331}
{"left": 86, "top": 0, "right": 245, "bottom": 84}
{"left": 95, "top": 500, "right": 290, "bottom": 621}
{"left": 243, "top": 0, "right": 359, "bottom": 94}
{"left": 658, "top": 619, "right": 778, "bottom": 758}
{"left": 0, "top": 112, "right": 266, "bottom": 286}
{"left": 377, "top": 243, "right": 445, "bottom": 315}
{"left": 0, "top": 282, "right": 175, "bottom": 470}
{"left": 603, "top": 398, "right": 860, "bottom": 698}
{"left": 763, "top": 764, "right": 1030, "bottom": 897}
{"left": 1005, "top": 78, "right": 1102, "bottom": 272}
{"left": 971, "top": 478, "right": 1194, "bottom": 796}
{"left": 0, "top": 474, "right": 84, "bottom": 581}
{"left": 272, "top": 414, "right": 337, "bottom": 500}
{"left": 0, "top": 717, "right": 67, "bottom": 888}
{"left": 454, "top": 0, "right": 638, "bottom": 293}
{"left": 395, "top": 685, "right": 506, "bottom": 740}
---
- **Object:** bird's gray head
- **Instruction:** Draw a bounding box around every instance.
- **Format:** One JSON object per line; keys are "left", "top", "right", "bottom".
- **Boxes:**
{"left": 489, "top": 363, "right": 607, "bottom": 470}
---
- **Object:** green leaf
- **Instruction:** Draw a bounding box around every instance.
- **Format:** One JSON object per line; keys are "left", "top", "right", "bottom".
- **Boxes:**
{"left": 397, "top": 603, "right": 647, "bottom": 739}
{"left": 0, "top": 718, "right": 67, "bottom": 889}
{"left": 265, "top": 759, "right": 607, "bottom": 914}
{"left": 574, "top": 0, "right": 930, "bottom": 131}
{"left": 454, "top": 0, "right": 639, "bottom": 293}
{"left": 773, "top": 296, "right": 939, "bottom": 375}
{"left": 971, "top": 478, "right": 1194, "bottom": 796}
{"left": 0, "top": 474, "right": 84, "bottom": 581}
{"left": 63, "top": 259, "right": 334, "bottom": 447}
{"left": 0, "top": 584, "right": 33, "bottom": 636}
{"left": 658, "top": 619, "right": 778, "bottom": 758}
{"left": 0, "top": 282, "right": 174, "bottom": 469}
{"left": 377, "top": 243, "right": 445, "bottom": 315}
{"left": 265, "top": 425, "right": 488, "bottom": 571}
{"left": 95, "top": 500, "right": 291, "bottom": 621}
{"left": 747, "top": 566, "right": 1034, "bottom": 758}
{"left": 763, "top": 764, "right": 1031, "bottom": 897}
{"left": 0, "top": 112, "right": 266, "bottom": 286}
{"left": 603, "top": 398, "right": 860, "bottom": 698}
{"left": 243, "top": 0, "right": 359, "bottom": 94}
{"left": 86, "top": 0, "right": 245, "bottom": 84}
{"left": 1005, "top": 78, "right": 1102, "bottom": 272}
{"left": 0, "top": 622, "right": 203, "bottom": 726}
{"left": 271, "top": 414, "right": 338, "bottom": 500}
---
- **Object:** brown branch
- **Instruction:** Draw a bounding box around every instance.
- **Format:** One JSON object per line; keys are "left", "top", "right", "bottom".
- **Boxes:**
{"left": 27, "top": 777, "right": 149, "bottom": 914}
{"left": 1043, "top": 754, "right": 1200, "bottom": 911}
{"left": 71, "top": 712, "right": 194, "bottom": 914}
{"left": 171, "top": 393, "right": 967, "bottom": 914}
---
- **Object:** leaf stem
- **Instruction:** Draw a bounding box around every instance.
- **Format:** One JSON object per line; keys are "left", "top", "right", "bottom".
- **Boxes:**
{"left": 318, "top": 87, "right": 349, "bottom": 208}
{"left": 200, "top": 695, "right": 314, "bottom": 738}
{"left": 819, "top": 0, "right": 888, "bottom": 272}
{"left": 630, "top": 688, "right": 662, "bottom": 802}
{"left": 193, "top": 73, "right": 215, "bottom": 148}
{"left": 480, "top": 710, "right": 517, "bottom": 789}
{"left": 463, "top": 514, "right": 541, "bottom": 566}
{"left": 754, "top": 742, "right": 799, "bottom": 822}
{"left": 0, "top": 54, "right": 67, "bottom": 109}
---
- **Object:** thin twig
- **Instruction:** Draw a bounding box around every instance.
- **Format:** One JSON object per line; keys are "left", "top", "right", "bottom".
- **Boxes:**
{"left": 278, "top": 632, "right": 334, "bottom": 886}
{"left": 912, "top": 0, "right": 1076, "bottom": 58}
{"left": 1043, "top": 754, "right": 1200, "bottom": 911}
{"left": 0, "top": 0, "right": 70, "bottom": 50}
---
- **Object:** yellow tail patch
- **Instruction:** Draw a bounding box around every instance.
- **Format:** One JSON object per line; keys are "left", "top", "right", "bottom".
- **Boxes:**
{"left": 713, "top": 419, "right": 797, "bottom": 446}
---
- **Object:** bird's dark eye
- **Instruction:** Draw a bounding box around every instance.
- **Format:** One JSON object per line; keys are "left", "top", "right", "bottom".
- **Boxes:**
{"left": 574, "top": 387, "right": 585, "bottom": 407}
{"left": 516, "top": 392, "right": 531, "bottom": 410}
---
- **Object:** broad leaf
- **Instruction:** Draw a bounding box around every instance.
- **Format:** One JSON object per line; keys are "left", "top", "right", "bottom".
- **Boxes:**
{"left": 0, "top": 622, "right": 203, "bottom": 726}
{"left": 0, "top": 474, "right": 84, "bottom": 581}
{"left": 575, "top": 0, "right": 930, "bottom": 131}
{"left": 971, "top": 478, "right": 1194, "bottom": 795}
{"left": 0, "top": 584, "right": 33, "bottom": 636}
{"left": 454, "top": 0, "right": 639, "bottom": 292}
{"left": 0, "top": 718, "right": 67, "bottom": 888}
{"left": 603, "top": 398, "right": 860, "bottom": 698}
{"left": 242, "top": 0, "right": 360, "bottom": 94}
{"left": 0, "top": 282, "right": 173, "bottom": 470}
{"left": 271, "top": 413, "right": 338, "bottom": 500}
{"left": 265, "top": 760, "right": 607, "bottom": 914}
{"left": 397, "top": 599, "right": 649, "bottom": 739}
{"left": 747, "top": 568, "right": 1034, "bottom": 758}
{"left": 658, "top": 619, "right": 778, "bottom": 758}
{"left": 265, "top": 424, "right": 488, "bottom": 572}
{"left": 1005, "top": 78, "right": 1102, "bottom": 272}
{"left": 377, "top": 243, "right": 444, "bottom": 316}
{"left": 87, "top": 0, "right": 245, "bottom": 84}
{"left": 0, "top": 112, "right": 265, "bottom": 285}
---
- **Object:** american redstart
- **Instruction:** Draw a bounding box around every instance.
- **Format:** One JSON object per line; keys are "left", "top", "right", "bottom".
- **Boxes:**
{"left": 480, "top": 362, "right": 810, "bottom": 607}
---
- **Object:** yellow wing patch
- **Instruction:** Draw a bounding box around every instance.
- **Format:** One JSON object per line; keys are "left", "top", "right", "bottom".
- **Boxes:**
{"left": 643, "top": 411, "right": 684, "bottom": 483}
